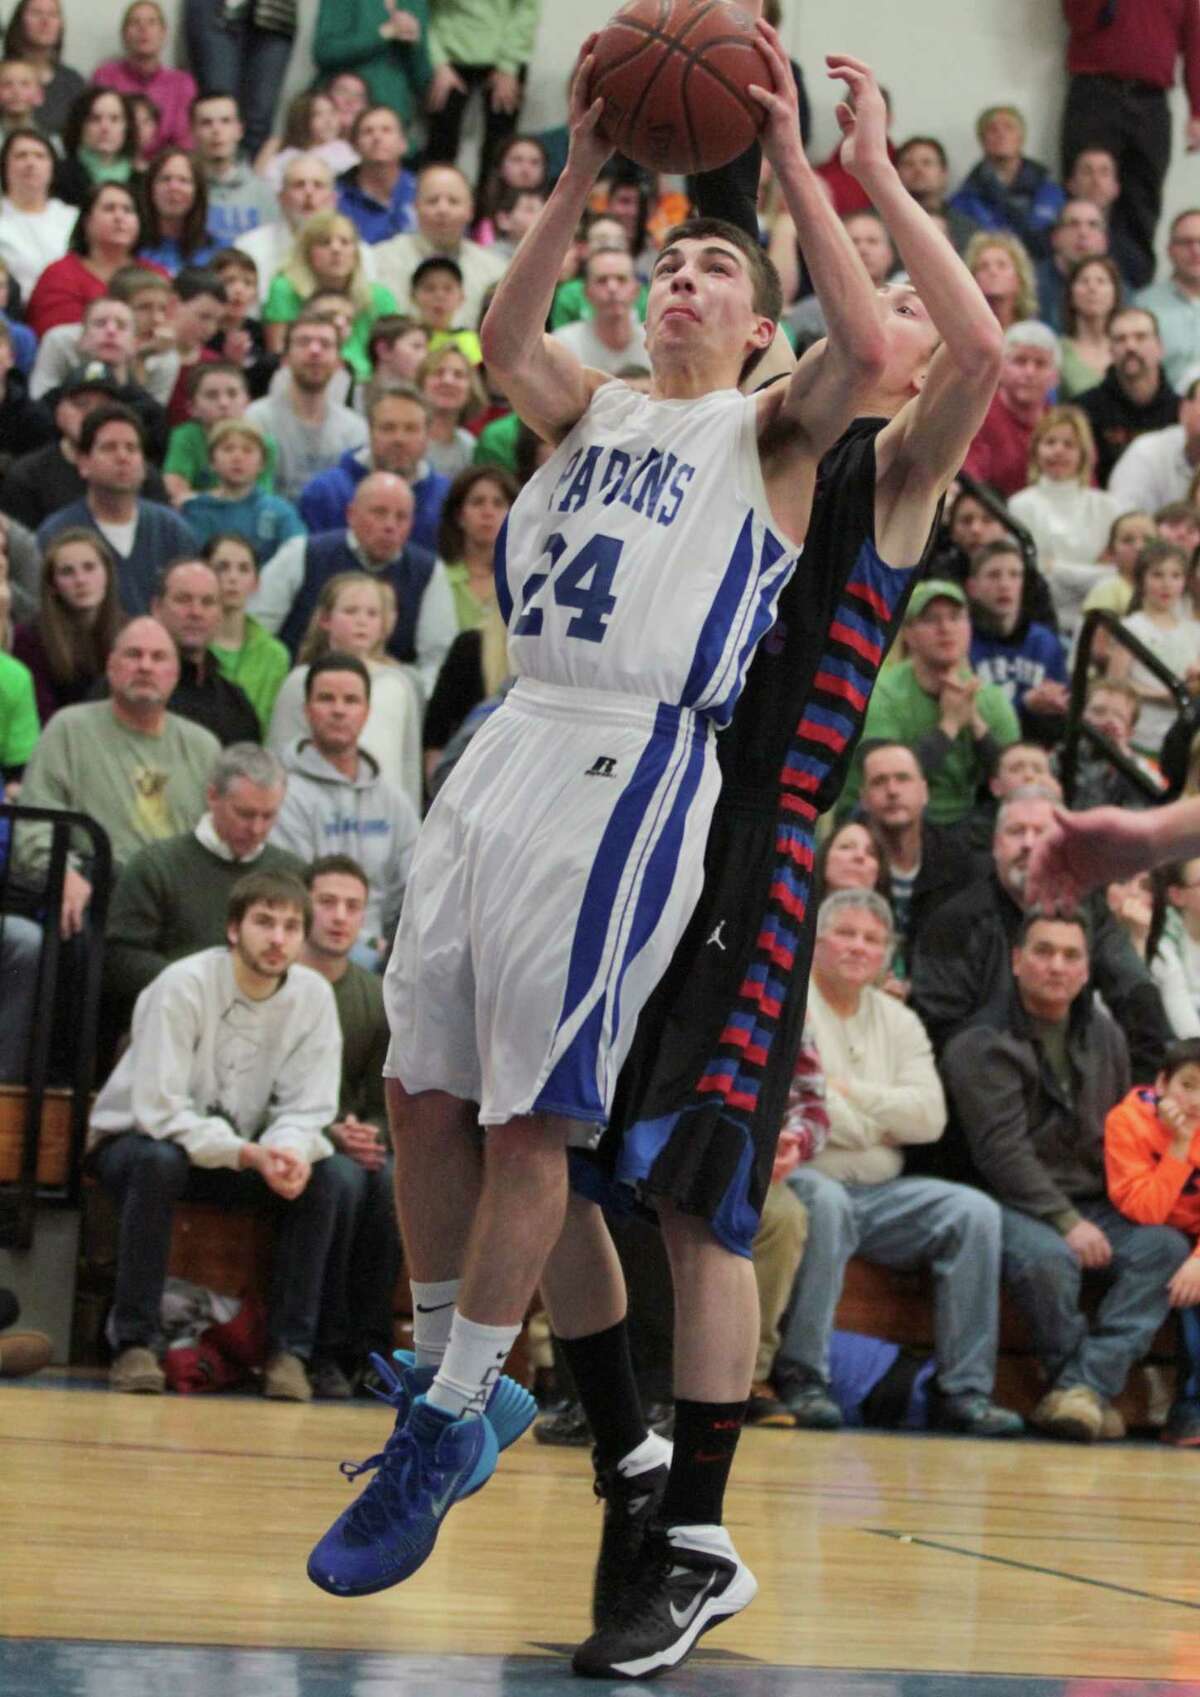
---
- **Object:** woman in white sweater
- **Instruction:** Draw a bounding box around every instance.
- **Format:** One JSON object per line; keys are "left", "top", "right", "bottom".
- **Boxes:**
{"left": 0, "top": 129, "right": 76, "bottom": 299}
{"left": 1008, "top": 405, "right": 1120, "bottom": 644}
{"left": 267, "top": 571, "right": 423, "bottom": 811}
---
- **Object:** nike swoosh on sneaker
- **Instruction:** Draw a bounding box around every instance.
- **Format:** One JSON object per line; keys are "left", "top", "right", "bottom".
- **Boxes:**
{"left": 668, "top": 1572, "right": 717, "bottom": 1630}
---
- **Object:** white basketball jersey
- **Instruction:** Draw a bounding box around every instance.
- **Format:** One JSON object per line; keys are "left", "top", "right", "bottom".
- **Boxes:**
{"left": 496, "top": 382, "right": 802, "bottom": 727}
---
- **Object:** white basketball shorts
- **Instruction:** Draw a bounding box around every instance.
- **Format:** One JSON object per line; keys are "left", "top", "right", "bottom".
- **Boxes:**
{"left": 383, "top": 677, "right": 719, "bottom": 1128}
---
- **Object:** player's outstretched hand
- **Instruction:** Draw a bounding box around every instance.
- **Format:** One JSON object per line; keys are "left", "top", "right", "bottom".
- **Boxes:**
{"left": 747, "top": 19, "right": 804, "bottom": 170}
{"left": 827, "top": 53, "right": 890, "bottom": 183}
{"left": 565, "top": 37, "right": 612, "bottom": 182}
{"left": 1025, "top": 804, "right": 1159, "bottom": 910}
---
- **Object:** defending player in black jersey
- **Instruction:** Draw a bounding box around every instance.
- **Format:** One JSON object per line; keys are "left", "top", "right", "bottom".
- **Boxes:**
{"left": 542, "top": 43, "right": 1008, "bottom": 1682}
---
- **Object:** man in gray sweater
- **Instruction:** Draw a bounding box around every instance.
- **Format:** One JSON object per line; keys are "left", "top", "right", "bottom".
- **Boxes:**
{"left": 89, "top": 870, "right": 345, "bottom": 1402}
{"left": 270, "top": 654, "right": 418, "bottom": 970}
{"left": 942, "top": 906, "right": 1191, "bottom": 1442}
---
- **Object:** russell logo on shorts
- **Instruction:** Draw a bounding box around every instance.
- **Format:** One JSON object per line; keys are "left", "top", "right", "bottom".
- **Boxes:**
{"left": 585, "top": 755, "right": 618, "bottom": 778}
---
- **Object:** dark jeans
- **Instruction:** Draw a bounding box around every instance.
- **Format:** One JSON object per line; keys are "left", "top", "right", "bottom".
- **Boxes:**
{"left": 93, "top": 1132, "right": 344, "bottom": 1360}
{"left": 1001, "top": 1196, "right": 1190, "bottom": 1399}
{"left": 423, "top": 63, "right": 526, "bottom": 201}
{"left": 317, "top": 1151, "right": 402, "bottom": 1367}
{"left": 183, "top": 0, "right": 294, "bottom": 155}
{"left": 1175, "top": 1302, "right": 1200, "bottom": 1410}
{"left": 1061, "top": 73, "right": 1171, "bottom": 290}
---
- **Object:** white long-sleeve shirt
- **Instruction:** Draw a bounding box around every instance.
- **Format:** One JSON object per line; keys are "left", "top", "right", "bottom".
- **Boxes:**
{"left": 805, "top": 980, "right": 946, "bottom": 1187}
{"left": 89, "top": 947, "right": 341, "bottom": 1168}
{"left": 1007, "top": 477, "right": 1121, "bottom": 642}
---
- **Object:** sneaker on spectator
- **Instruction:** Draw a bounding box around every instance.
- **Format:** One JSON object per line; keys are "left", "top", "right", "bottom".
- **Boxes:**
{"left": 774, "top": 1362, "right": 842, "bottom": 1429}
{"left": 1099, "top": 1400, "right": 1126, "bottom": 1441}
{"left": 110, "top": 1346, "right": 165, "bottom": 1394}
{"left": 264, "top": 1351, "right": 312, "bottom": 1402}
{"left": 1031, "top": 1384, "right": 1103, "bottom": 1442}
{"left": 1160, "top": 1402, "right": 1200, "bottom": 1446}
{"left": 928, "top": 1388, "right": 1024, "bottom": 1438}
{"left": 0, "top": 1330, "right": 52, "bottom": 1379}
{"left": 311, "top": 1360, "right": 355, "bottom": 1401}
{"left": 746, "top": 1381, "right": 796, "bottom": 1428}
{"left": 535, "top": 1396, "right": 592, "bottom": 1446}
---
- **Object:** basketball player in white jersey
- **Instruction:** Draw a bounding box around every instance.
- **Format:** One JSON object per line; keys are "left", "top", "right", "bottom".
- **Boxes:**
{"left": 307, "top": 17, "right": 893, "bottom": 1613}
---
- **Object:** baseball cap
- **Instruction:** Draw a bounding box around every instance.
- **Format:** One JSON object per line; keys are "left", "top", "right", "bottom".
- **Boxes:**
{"left": 905, "top": 579, "right": 967, "bottom": 622}
{"left": 55, "top": 361, "right": 123, "bottom": 402}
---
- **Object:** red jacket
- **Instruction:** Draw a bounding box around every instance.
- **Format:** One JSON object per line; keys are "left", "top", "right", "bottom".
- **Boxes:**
{"left": 1064, "top": 0, "right": 1200, "bottom": 115}
{"left": 962, "top": 392, "right": 1040, "bottom": 500}
{"left": 25, "top": 252, "right": 168, "bottom": 339}
{"left": 815, "top": 141, "right": 900, "bottom": 217}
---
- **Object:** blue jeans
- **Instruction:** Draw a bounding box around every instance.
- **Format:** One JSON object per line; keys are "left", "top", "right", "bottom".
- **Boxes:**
{"left": 317, "top": 1151, "right": 402, "bottom": 1365}
{"left": 183, "top": 0, "right": 294, "bottom": 155}
{"left": 93, "top": 1132, "right": 347, "bottom": 1359}
{"left": 1000, "top": 1198, "right": 1191, "bottom": 1399}
{"left": 779, "top": 1171, "right": 1004, "bottom": 1397}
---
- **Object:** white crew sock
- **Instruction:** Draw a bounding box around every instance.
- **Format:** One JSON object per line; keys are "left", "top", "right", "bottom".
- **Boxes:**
{"left": 410, "top": 1279, "right": 460, "bottom": 1369}
{"left": 616, "top": 1429, "right": 673, "bottom": 1479}
{"left": 426, "top": 1312, "right": 520, "bottom": 1419}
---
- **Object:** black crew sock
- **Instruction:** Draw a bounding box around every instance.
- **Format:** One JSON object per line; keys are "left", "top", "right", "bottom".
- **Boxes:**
{"left": 659, "top": 1398, "right": 747, "bottom": 1529}
{"left": 557, "top": 1320, "right": 648, "bottom": 1470}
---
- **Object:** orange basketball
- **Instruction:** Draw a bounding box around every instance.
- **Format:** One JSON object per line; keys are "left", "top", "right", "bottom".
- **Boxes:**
{"left": 588, "top": 0, "right": 771, "bottom": 176}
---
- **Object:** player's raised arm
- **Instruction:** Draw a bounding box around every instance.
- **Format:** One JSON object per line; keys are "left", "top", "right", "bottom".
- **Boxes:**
{"left": 749, "top": 31, "right": 887, "bottom": 458}
{"left": 843, "top": 53, "right": 1005, "bottom": 495}
{"left": 1026, "top": 797, "right": 1200, "bottom": 909}
{"left": 479, "top": 42, "right": 615, "bottom": 443}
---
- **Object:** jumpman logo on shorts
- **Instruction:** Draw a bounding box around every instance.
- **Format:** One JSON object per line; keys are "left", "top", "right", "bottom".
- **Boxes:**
{"left": 706, "top": 920, "right": 728, "bottom": 951}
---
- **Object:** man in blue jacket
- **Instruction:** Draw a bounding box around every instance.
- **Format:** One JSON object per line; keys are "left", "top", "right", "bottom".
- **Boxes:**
{"left": 297, "top": 386, "right": 449, "bottom": 552}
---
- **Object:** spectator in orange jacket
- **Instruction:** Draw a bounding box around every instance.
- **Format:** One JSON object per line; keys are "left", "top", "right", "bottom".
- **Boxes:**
{"left": 1105, "top": 1036, "right": 1200, "bottom": 1445}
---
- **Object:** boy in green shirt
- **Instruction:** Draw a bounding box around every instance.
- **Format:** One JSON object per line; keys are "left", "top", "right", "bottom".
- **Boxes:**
{"left": 0, "top": 648, "right": 39, "bottom": 784}
{"left": 164, "top": 363, "right": 279, "bottom": 503}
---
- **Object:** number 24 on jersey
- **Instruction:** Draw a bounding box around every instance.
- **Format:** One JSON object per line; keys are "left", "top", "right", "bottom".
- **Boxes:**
{"left": 513, "top": 532, "right": 624, "bottom": 645}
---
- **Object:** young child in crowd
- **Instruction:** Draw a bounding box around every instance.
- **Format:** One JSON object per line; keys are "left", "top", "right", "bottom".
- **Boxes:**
{"left": 409, "top": 256, "right": 482, "bottom": 365}
{"left": 1081, "top": 510, "right": 1160, "bottom": 625}
{"left": 181, "top": 417, "right": 303, "bottom": 560}
{"left": 367, "top": 314, "right": 429, "bottom": 386}
{"left": 1158, "top": 502, "right": 1200, "bottom": 565}
{"left": 164, "top": 360, "right": 278, "bottom": 501}
{"left": 1105, "top": 1038, "right": 1200, "bottom": 1445}
{"left": 111, "top": 265, "right": 176, "bottom": 405}
{"left": 0, "top": 58, "right": 47, "bottom": 143}
{"left": 965, "top": 537, "right": 1069, "bottom": 729}
{"left": 1110, "top": 540, "right": 1200, "bottom": 757}
{"left": 164, "top": 265, "right": 225, "bottom": 425}
{"left": 209, "top": 247, "right": 275, "bottom": 397}
{"left": 325, "top": 71, "right": 370, "bottom": 146}
{"left": 267, "top": 570, "right": 422, "bottom": 812}
{"left": 487, "top": 184, "right": 546, "bottom": 263}
{"left": 419, "top": 345, "right": 485, "bottom": 479}
{"left": 202, "top": 530, "right": 289, "bottom": 736}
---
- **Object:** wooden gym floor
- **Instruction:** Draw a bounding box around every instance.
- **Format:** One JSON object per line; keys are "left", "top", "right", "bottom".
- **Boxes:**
{"left": 3, "top": 1377, "right": 1200, "bottom": 1696}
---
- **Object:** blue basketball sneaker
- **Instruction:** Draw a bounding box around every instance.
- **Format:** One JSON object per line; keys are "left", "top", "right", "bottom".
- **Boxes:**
{"left": 307, "top": 1396, "right": 498, "bottom": 1596}
{"left": 369, "top": 1350, "right": 538, "bottom": 1452}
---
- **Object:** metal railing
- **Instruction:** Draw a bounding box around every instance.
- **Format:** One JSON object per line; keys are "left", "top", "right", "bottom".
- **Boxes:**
{"left": 1058, "top": 610, "right": 1186, "bottom": 808}
{"left": 0, "top": 806, "right": 112, "bottom": 1250}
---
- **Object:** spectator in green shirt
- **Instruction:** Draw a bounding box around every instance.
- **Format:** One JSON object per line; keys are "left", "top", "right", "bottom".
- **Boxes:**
{"left": 163, "top": 361, "right": 279, "bottom": 503}
{"left": 312, "top": 0, "right": 432, "bottom": 134}
{"left": 838, "top": 579, "right": 1021, "bottom": 827}
{"left": 203, "top": 531, "right": 291, "bottom": 737}
{"left": 424, "top": 0, "right": 542, "bottom": 198}
{"left": 263, "top": 211, "right": 398, "bottom": 381}
{"left": 0, "top": 644, "right": 39, "bottom": 784}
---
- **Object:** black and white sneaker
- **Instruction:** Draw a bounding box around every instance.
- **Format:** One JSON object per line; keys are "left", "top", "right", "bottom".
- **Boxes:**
{"left": 573, "top": 1523, "right": 757, "bottom": 1680}
{"left": 591, "top": 1453, "right": 670, "bottom": 1628}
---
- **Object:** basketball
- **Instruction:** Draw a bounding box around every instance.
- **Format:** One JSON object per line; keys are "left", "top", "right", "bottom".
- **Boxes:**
{"left": 587, "top": 0, "right": 771, "bottom": 176}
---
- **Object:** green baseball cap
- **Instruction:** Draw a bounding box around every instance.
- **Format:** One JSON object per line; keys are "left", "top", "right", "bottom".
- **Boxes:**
{"left": 905, "top": 579, "right": 967, "bottom": 622}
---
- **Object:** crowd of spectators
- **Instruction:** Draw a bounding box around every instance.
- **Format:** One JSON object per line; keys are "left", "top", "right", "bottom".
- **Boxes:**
{"left": 3, "top": 0, "right": 1200, "bottom": 1446}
